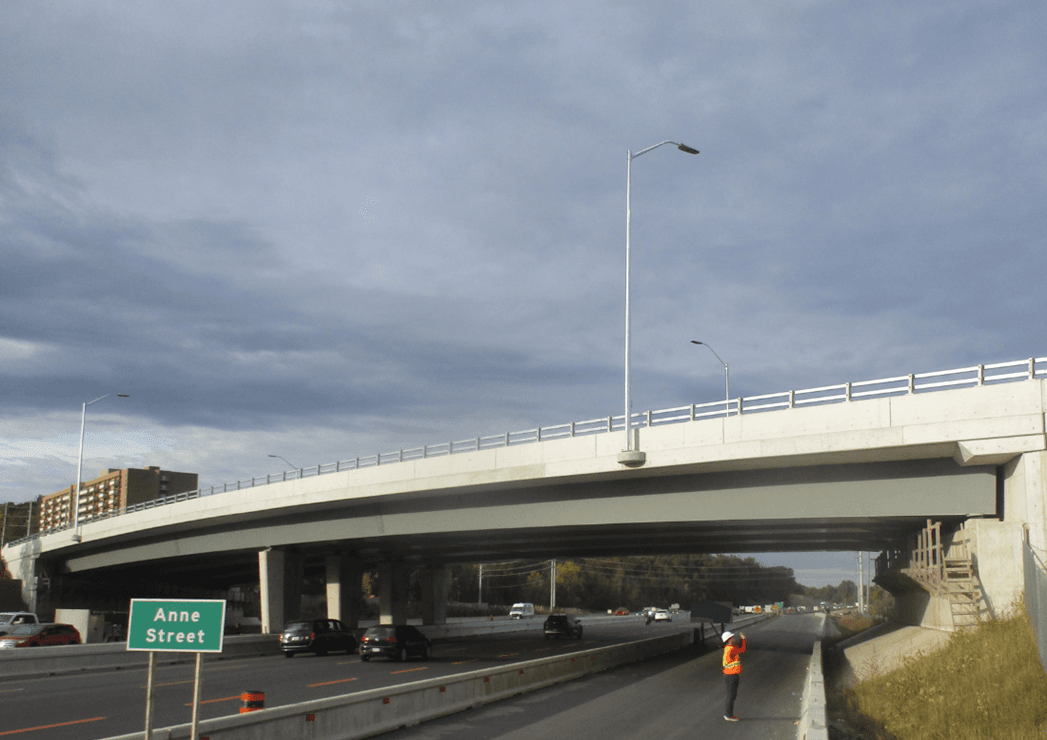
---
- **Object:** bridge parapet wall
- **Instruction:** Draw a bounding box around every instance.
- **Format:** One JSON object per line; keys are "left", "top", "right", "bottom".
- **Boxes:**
{"left": 5, "top": 378, "right": 1047, "bottom": 615}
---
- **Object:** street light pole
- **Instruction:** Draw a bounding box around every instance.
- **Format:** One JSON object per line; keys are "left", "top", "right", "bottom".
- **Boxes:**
{"left": 618, "top": 141, "right": 699, "bottom": 468}
{"left": 72, "top": 393, "right": 130, "bottom": 539}
{"left": 268, "top": 454, "right": 300, "bottom": 478}
{"left": 690, "top": 340, "right": 730, "bottom": 416}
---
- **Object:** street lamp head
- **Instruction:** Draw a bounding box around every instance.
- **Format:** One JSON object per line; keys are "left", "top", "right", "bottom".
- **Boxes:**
{"left": 117, "top": 394, "right": 130, "bottom": 397}
{"left": 677, "top": 143, "right": 699, "bottom": 155}
{"left": 268, "top": 454, "right": 298, "bottom": 469}
{"left": 690, "top": 340, "right": 703, "bottom": 345}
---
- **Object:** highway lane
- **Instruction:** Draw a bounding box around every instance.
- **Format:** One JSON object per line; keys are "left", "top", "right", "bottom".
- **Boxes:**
{"left": 0, "top": 617, "right": 690, "bottom": 739}
{"left": 372, "top": 613, "right": 822, "bottom": 740}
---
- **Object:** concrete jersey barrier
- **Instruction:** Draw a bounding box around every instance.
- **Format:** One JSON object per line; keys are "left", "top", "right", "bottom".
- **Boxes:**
{"left": 97, "top": 630, "right": 693, "bottom": 740}
{"left": 797, "top": 613, "right": 829, "bottom": 740}
{"left": 94, "top": 613, "right": 772, "bottom": 740}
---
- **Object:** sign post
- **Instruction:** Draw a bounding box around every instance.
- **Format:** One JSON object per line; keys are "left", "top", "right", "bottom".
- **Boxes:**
{"left": 127, "top": 599, "right": 226, "bottom": 740}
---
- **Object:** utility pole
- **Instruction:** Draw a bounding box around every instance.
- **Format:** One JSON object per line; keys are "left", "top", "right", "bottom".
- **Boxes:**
{"left": 550, "top": 560, "right": 557, "bottom": 610}
{"left": 477, "top": 564, "right": 483, "bottom": 607}
{"left": 1, "top": 502, "right": 7, "bottom": 548}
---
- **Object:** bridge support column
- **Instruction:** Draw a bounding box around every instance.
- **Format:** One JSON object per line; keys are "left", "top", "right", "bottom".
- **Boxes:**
{"left": 377, "top": 561, "right": 408, "bottom": 625}
{"left": 325, "top": 554, "right": 362, "bottom": 629}
{"left": 258, "top": 548, "right": 303, "bottom": 634}
{"left": 421, "top": 566, "right": 449, "bottom": 625}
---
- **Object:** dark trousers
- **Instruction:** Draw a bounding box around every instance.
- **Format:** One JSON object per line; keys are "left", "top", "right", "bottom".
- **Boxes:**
{"left": 724, "top": 673, "right": 740, "bottom": 716}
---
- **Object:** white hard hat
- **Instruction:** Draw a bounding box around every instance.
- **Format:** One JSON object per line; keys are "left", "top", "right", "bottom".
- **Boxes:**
{"left": 721, "top": 631, "right": 735, "bottom": 642}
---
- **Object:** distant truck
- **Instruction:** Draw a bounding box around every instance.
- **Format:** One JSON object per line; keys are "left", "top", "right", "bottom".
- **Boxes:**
{"left": 509, "top": 603, "right": 535, "bottom": 619}
{"left": 0, "top": 612, "right": 40, "bottom": 636}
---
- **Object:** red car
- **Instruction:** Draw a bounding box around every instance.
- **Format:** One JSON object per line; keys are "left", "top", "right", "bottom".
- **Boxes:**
{"left": 614, "top": 607, "right": 630, "bottom": 616}
{"left": 0, "top": 623, "right": 82, "bottom": 648}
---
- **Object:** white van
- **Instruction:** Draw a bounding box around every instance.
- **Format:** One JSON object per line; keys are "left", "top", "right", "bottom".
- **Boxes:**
{"left": 509, "top": 603, "right": 535, "bottom": 619}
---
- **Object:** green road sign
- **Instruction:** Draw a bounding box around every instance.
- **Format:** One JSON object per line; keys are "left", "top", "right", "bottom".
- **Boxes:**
{"left": 127, "top": 599, "right": 226, "bottom": 653}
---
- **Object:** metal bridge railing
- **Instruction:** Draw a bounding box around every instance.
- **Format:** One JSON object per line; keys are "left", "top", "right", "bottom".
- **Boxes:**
{"left": 9, "top": 356, "right": 1046, "bottom": 548}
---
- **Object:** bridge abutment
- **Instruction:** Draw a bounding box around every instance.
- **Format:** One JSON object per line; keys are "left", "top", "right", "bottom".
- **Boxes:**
{"left": 882, "top": 449, "right": 1047, "bottom": 630}
{"left": 969, "top": 449, "right": 1047, "bottom": 617}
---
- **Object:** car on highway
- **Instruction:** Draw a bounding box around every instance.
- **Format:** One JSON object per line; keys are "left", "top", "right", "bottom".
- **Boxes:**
{"left": 359, "top": 625, "right": 432, "bottom": 662}
{"left": 653, "top": 609, "right": 672, "bottom": 622}
{"left": 279, "top": 619, "right": 357, "bottom": 658}
{"left": 0, "top": 612, "right": 39, "bottom": 636}
{"left": 543, "top": 613, "right": 583, "bottom": 640}
{"left": 614, "top": 607, "right": 629, "bottom": 616}
{"left": 0, "top": 623, "right": 81, "bottom": 648}
{"left": 509, "top": 602, "right": 535, "bottom": 619}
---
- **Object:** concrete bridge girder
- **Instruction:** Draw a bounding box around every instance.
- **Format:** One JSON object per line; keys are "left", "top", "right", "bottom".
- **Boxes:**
{"left": 4, "top": 379, "right": 1046, "bottom": 631}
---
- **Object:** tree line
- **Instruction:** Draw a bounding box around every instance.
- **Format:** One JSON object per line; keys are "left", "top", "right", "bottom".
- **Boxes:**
{"left": 436, "top": 554, "right": 860, "bottom": 611}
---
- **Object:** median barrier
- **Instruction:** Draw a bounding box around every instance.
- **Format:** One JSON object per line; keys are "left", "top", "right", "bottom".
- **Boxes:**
{"left": 0, "top": 616, "right": 573, "bottom": 681}
{"left": 797, "top": 615, "right": 829, "bottom": 740}
{"left": 0, "top": 634, "right": 281, "bottom": 681}
{"left": 0, "top": 612, "right": 769, "bottom": 684}
{"left": 415, "top": 617, "right": 543, "bottom": 639}
{"left": 96, "top": 630, "right": 695, "bottom": 740}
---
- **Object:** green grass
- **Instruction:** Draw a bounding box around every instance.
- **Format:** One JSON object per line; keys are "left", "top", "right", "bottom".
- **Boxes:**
{"left": 832, "top": 604, "right": 1047, "bottom": 739}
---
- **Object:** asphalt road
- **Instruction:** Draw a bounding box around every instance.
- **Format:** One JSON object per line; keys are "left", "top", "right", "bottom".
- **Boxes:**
{"left": 0, "top": 617, "right": 708, "bottom": 739}
{"left": 373, "top": 613, "right": 823, "bottom": 740}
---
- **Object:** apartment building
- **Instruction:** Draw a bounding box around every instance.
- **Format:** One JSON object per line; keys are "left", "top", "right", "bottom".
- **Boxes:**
{"left": 41, "top": 466, "right": 198, "bottom": 531}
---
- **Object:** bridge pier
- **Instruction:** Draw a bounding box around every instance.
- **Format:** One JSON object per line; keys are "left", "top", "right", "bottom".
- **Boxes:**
{"left": 258, "top": 547, "right": 303, "bottom": 634}
{"left": 325, "top": 554, "right": 363, "bottom": 629}
{"left": 377, "top": 561, "right": 409, "bottom": 625}
{"left": 420, "top": 565, "right": 449, "bottom": 625}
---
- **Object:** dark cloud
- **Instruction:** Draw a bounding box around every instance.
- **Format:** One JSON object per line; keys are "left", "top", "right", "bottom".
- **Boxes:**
{"left": 2, "top": 2, "right": 1045, "bottom": 585}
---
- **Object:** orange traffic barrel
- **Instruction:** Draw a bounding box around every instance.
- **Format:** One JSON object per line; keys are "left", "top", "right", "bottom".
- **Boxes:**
{"left": 240, "top": 691, "right": 265, "bottom": 713}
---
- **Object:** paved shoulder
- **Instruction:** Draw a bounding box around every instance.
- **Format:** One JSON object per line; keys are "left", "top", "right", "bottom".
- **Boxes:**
{"left": 379, "top": 614, "right": 821, "bottom": 740}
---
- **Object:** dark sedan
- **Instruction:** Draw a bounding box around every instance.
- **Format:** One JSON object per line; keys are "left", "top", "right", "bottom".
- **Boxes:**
{"left": 359, "top": 625, "right": 432, "bottom": 662}
{"left": 279, "top": 619, "right": 357, "bottom": 658}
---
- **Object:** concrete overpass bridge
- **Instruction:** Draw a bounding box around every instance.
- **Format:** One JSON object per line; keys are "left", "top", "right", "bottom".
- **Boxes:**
{"left": 5, "top": 358, "right": 1046, "bottom": 633}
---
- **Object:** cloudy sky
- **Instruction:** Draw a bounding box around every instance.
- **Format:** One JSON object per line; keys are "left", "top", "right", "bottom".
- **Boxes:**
{"left": 2, "top": 2, "right": 1044, "bottom": 587}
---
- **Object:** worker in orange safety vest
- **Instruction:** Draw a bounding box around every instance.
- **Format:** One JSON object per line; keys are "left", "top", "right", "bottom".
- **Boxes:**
{"left": 721, "top": 630, "right": 747, "bottom": 721}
